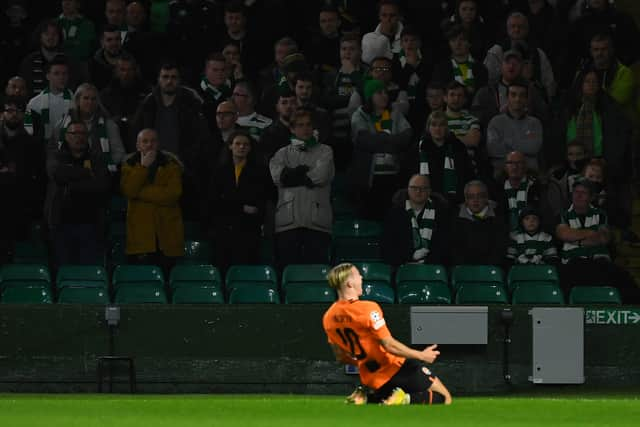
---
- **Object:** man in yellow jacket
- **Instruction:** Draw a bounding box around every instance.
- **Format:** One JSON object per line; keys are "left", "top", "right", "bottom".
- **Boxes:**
{"left": 121, "top": 128, "right": 184, "bottom": 268}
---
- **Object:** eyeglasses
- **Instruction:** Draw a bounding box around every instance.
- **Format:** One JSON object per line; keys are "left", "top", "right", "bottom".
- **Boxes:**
{"left": 408, "top": 186, "right": 430, "bottom": 192}
{"left": 372, "top": 67, "right": 391, "bottom": 72}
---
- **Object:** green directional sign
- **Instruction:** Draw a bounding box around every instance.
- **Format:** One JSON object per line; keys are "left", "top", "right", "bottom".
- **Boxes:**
{"left": 585, "top": 309, "right": 640, "bottom": 325}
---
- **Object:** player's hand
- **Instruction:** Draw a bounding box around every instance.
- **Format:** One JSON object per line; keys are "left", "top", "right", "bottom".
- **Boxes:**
{"left": 421, "top": 344, "right": 440, "bottom": 364}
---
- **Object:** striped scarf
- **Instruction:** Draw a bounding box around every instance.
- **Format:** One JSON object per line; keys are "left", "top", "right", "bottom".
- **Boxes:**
{"left": 24, "top": 87, "right": 73, "bottom": 140}
{"left": 200, "top": 77, "right": 231, "bottom": 102}
{"left": 398, "top": 50, "right": 422, "bottom": 102}
{"left": 419, "top": 139, "right": 457, "bottom": 195}
{"left": 560, "top": 205, "right": 610, "bottom": 263}
{"left": 507, "top": 231, "right": 557, "bottom": 264}
{"left": 406, "top": 199, "right": 435, "bottom": 262}
{"left": 290, "top": 135, "right": 319, "bottom": 151}
{"left": 237, "top": 112, "right": 273, "bottom": 141}
{"left": 451, "top": 55, "right": 475, "bottom": 88}
{"left": 59, "top": 114, "right": 116, "bottom": 172}
{"left": 504, "top": 178, "right": 534, "bottom": 231}
{"left": 373, "top": 109, "right": 392, "bottom": 134}
{"left": 398, "top": 49, "right": 422, "bottom": 69}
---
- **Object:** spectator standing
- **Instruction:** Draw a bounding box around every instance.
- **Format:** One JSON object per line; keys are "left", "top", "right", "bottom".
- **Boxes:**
{"left": 45, "top": 120, "right": 109, "bottom": 266}
{"left": 121, "top": 128, "right": 184, "bottom": 270}
{"left": 208, "top": 131, "right": 272, "bottom": 274}
{"left": 350, "top": 79, "right": 412, "bottom": 220}
{"left": 269, "top": 109, "right": 334, "bottom": 269}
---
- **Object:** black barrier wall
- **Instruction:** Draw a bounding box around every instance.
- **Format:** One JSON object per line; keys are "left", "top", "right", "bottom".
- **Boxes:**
{"left": 0, "top": 305, "right": 639, "bottom": 393}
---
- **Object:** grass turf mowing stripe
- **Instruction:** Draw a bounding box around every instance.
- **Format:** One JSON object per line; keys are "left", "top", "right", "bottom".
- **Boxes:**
{"left": 1, "top": 394, "right": 639, "bottom": 427}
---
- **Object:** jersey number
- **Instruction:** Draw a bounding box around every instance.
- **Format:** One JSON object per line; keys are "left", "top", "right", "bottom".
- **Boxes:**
{"left": 336, "top": 328, "right": 367, "bottom": 360}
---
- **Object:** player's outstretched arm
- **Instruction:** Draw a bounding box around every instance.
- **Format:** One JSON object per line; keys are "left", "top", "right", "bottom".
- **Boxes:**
{"left": 380, "top": 337, "right": 440, "bottom": 364}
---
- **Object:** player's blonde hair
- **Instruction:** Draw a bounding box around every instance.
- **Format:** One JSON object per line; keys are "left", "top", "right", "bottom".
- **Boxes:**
{"left": 327, "top": 263, "right": 355, "bottom": 290}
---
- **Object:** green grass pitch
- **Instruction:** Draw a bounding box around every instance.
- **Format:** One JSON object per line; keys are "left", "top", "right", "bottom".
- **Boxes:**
{"left": 1, "top": 394, "right": 639, "bottom": 427}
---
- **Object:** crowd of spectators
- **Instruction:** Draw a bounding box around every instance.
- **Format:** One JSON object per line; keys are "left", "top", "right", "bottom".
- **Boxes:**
{"left": 1, "top": 0, "right": 640, "bottom": 302}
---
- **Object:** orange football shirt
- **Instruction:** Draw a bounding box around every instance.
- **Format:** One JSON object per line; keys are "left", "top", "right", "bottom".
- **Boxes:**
{"left": 323, "top": 299, "right": 404, "bottom": 389}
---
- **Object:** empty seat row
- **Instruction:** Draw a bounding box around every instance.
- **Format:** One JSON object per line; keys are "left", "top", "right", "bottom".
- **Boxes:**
{"left": 0, "top": 262, "right": 623, "bottom": 305}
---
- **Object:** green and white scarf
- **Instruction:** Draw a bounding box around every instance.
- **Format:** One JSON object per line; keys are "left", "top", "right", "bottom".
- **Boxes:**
{"left": 507, "top": 231, "right": 557, "bottom": 264}
{"left": 398, "top": 49, "right": 422, "bottom": 69}
{"left": 419, "top": 139, "right": 457, "bottom": 195}
{"left": 290, "top": 134, "right": 319, "bottom": 151}
{"left": 407, "top": 199, "right": 435, "bottom": 262}
{"left": 200, "top": 77, "right": 231, "bottom": 102}
{"left": 451, "top": 55, "right": 475, "bottom": 88}
{"left": 24, "top": 87, "right": 73, "bottom": 140}
{"left": 560, "top": 204, "right": 611, "bottom": 263}
{"left": 59, "top": 114, "right": 116, "bottom": 172}
{"left": 237, "top": 112, "right": 273, "bottom": 141}
{"left": 398, "top": 49, "right": 422, "bottom": 101}
{"left": 504, "top": 178, "right": 535, "bottom": 231}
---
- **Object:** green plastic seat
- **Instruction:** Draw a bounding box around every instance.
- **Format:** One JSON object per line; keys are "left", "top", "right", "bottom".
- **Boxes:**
{"left": 507, "top": 265, "right": 559, "bottom": 292}
{"left": 172, "top": 286, "right": 224, "bottom": 304}
{"left": 361, "top": 282, "right": 395, "bottom": 303}
{"left": 455, "top": 284, "right": 509, "bottom": 304}
{"left": 112, "top": 265, "right": 165, "bottom": 291}
{"left": 0, "top": 264, "right": 51, "bottom": 291}
{"left": 281, "top": 264, "right": 331, "bottom": 292}
{"left": 56, "top": 265, "right": 108, "bottom": 289}
{"left": 569, "top": 286, "right": 622, "bottom": 305}
{"left": 451, "top": 265, "right": 504, "bottom": 290}
{"left": 114, "top": 286, "right": 167, "bottom": 303}
{"left": 511, "top": 284, "right": 565, "bottom": 305}
{"left": 177, "top": 240, "right": 213, "bottom": 265}
{"left": 285, "top": 285, "right": 336, "bottom": 304}
{"left": 397, "top": 282, "right": 451, "bottom": 304}
{"left": 395, "top": 264, "right": 448, "bottom": 287}
{"left": 169, "top": 265, "right": 222, "bottom": 290}
{"left": 2, "top": 286, "right": 53, "bottom": 303}
{"left": 58, "top": 287, "right": 110, "bottom": 304}
{"left": 12, "top": 240, "right": 49, "bottom": 265}
{"left": 353, "top": 262, "right": 392, "bottom": 284}
{"left": 225, "top": 265, "right": 278, "bottom": 294}
{"left": 332, "top": 220, "right": 383, "bottom": 263}
{"left": 351, "top": 262, "right": 394, "bottom": 303}
{"left": 228, "top": 286, "right": 280, "bottom": 304}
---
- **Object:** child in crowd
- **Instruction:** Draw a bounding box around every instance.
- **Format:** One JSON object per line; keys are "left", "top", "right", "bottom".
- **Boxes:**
{"left": 507, "top": 205, "right": 558, "bottom": 265}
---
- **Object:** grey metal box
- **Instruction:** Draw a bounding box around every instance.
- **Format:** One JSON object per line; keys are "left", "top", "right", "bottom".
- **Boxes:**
{"left": 530, "top": 307, "right": 584, "bottom": 384}
{"left": 410, "top": 306, "right": 488, "bottom": 344}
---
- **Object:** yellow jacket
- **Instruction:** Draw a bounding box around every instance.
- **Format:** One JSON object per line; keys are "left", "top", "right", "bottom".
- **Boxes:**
{"left": 120, "top": 151, "right": 185, "bottom": 257}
